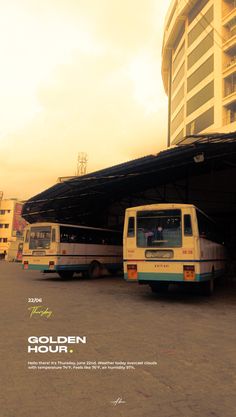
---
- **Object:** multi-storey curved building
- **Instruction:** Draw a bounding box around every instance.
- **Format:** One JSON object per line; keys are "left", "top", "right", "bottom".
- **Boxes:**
{"left": 162, "top": 0, "right": 236, "bottom": 145}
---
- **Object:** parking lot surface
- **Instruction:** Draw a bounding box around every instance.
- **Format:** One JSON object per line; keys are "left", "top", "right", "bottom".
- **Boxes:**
{"left": 1, "top": 262, "right": 236, "bottom": 417}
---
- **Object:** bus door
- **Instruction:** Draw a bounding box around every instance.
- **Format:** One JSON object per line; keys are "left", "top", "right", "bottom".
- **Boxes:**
{"left": 181, "top": 207, "right": 196, "bottom": 282}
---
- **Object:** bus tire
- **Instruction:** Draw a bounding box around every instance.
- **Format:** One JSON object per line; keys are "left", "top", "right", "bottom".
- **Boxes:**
{"left": 58, "top": 271, "right": 74, "bottom": 279}
{"left": 88, "top": 261, "right": 102, "bottom": 279}
{"left": 150, "top": 282, "right": 169, "bottom": 293}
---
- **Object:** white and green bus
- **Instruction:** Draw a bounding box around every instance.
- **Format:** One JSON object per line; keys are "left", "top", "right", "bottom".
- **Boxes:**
{"left": 123, "top": 204, "right": 227, "bottom": 295}
{"left": 22, "top": 222, "right": 123, "bottom": 278}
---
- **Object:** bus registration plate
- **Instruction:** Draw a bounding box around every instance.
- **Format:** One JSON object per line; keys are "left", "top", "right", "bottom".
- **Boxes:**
{"left": 183, "top": 265, "right": 195, "bottom": 281}
{"left": 127, "top": 264, "right": 138, "bottom": 280}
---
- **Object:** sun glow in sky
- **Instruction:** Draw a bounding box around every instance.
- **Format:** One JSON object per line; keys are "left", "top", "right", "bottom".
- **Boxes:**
{"left": 0, "top": 0, "right": 171, "bottom": 199}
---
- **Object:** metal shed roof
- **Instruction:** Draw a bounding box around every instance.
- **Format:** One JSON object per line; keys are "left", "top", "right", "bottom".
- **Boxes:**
{"left": 22, "top": 133, "right": 236, "bottom": 226}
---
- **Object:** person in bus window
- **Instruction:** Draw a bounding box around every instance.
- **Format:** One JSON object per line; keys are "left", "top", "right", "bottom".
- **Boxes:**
{"left": 155, "top": 225, "right": 163, "bottom": 241}
{"left": 144, "top": 229, "right": 154, "bottom": 246}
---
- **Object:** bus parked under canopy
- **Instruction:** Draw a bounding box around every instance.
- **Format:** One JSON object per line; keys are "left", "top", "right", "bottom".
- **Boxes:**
{"left": 22, "top": 222, "right": 122, "bottom": 278}
{"left": 123, "top": 204, "right": 227, "bottom": 295}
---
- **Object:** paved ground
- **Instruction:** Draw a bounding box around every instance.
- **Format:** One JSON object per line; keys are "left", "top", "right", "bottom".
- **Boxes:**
{"left": 0, "top": 261, "right": 236, "bottom": 417}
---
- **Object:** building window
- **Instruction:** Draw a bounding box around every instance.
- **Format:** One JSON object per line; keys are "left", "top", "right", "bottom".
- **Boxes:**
{"left": 186, "top": 106, "right": 214, "bottom": 135}
{"left": 0, "top": 210, "right": 6, "bottom": 215}
{"left": 172, "top": 129, "right": 184, "bottom": 145}
{"left": 188, "top": 6, "right": 213, "bottom": 47}
{"left": 172, "top": 84, "right": 184, "bottom": 113}
{"left": 4, "top": 224, "right": 9, "bottom": 228}
{"left": 173, "top": 42, "right": 185, "bottom": 75}
{"left": 224, "top": 103, "right": 236, "bottom": 125}
{"left": 173, "top": 24, "right": 185, "bottom": 52}
{"left": 3, "top": 238, "right": 7, "bottom": 243}
{"left": 224, "top": 73, "right": 236, "bottom": 96}
{"left": 187, "top": 55, "right": 214, "bottom": 93}
{"left": 172, "top": 63, "right": 185, "bottom": 94}
{"left": 187, "top": 30, "right": 214, "bottom": 70}
{"left": 187, "top": 80, "right": 214, "bottom": 116}
{"left": 229, "top": 109, "right": 236, "bottom": 122}
{"left": 224, "top": 54, "right": 236, "bottom": 70}
{"left": 171, "top": 106, "right": 184, "bottom": 136}
{"left": 188, "top": 0, "right": 209, "bottom": 25}
{"left": 225, "top": 16, "right": 236, "bottom": 41}
{"left": 223, "top": 0, "right": 236, "bottom": 18}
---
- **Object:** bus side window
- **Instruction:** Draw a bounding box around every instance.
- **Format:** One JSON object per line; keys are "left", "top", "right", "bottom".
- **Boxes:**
{"left": 52, "top": 229, "right": 56, "bottom": 242}
{"left": 184, "top": 215, "right": 192, "bottom": 236}
{"left": 127, "top": 217, "right": 135, "bottom": 237}
{"left": 196, "top": 211, "right": 218, "bottom": 242}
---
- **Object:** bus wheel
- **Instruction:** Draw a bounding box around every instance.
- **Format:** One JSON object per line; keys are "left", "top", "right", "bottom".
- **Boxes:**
{"left": 58, "top": 271, "right": 74, "bottom": 279}
{"left": 150, "top": 283, "right": 169, "bottom": 293}
{"left": 88, "top": 261, "right": 102, "bottom": 279}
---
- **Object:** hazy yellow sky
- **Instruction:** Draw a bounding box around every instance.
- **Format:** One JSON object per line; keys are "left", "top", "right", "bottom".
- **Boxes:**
{"left": 0, "top": 0, "right": 171, "bottom": 200}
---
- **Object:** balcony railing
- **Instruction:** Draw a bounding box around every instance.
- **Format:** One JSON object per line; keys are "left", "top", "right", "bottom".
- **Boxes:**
{"left": 222, "top": 3, "right": 236, "bottom": 19}
{"left": 223, "top": 110, "right": 236, "bottom": 125}
{"left": 224, "top": 55, "right": 236, "bottom": 70}
{"left": 224, "top": 85, "right": 236, "bottom": 97}
{"left": 224, "top": 26, "right": 236, "bottom": 42}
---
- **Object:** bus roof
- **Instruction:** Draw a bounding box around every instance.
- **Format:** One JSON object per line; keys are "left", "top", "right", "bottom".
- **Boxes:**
{"left": 125, "top": 203, "right": 196, "bottom": 212}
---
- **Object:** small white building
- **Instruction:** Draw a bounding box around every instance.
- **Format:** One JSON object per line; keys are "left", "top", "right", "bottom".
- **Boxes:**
{"left": 0, "top": 199, "right": 27, "bottom": 259}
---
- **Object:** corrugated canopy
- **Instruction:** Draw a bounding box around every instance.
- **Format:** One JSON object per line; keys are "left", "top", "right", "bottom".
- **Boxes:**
{"left": 22, "top": 133, "right": 236, "bottom": 228}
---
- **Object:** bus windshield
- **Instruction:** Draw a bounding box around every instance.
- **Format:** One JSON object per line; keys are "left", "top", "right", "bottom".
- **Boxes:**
{"left": 137, "top": 210, "right": 182, "bottom": 248}
{"left": 29, "top": 226, "right": 51, "bottom": 249}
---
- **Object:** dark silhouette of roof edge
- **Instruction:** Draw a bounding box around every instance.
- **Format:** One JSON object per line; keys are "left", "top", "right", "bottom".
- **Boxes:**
{"left": 22, "top": 132, "right": 236, "bottom": 222}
